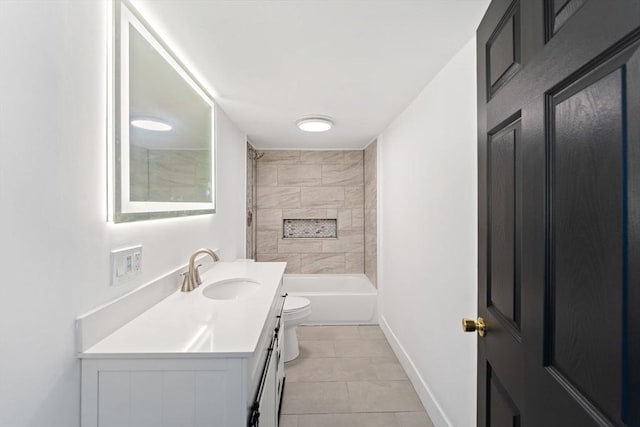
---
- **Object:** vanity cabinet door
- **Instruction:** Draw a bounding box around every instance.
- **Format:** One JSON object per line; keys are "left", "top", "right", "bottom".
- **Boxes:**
{"left": 259, "top": 347, "right": 277, "bottom": 427}
{"left": 81, "top": 358, "right": 242, "bottom": 427}
{"left": 249, "top": 333, "right": 278, "bottom": 427}
{"left": 275, "top": 318, "right": 285, "bottom": 417}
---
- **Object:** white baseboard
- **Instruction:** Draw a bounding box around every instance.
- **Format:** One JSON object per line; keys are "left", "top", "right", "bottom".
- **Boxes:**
{"left": 379, "top": 316, "right": 452, "bottom": 427}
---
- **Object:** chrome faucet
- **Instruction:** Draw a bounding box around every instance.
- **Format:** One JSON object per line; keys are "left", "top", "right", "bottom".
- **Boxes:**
{"left": 181, "top": 248, "right": 219, "bottom": 292}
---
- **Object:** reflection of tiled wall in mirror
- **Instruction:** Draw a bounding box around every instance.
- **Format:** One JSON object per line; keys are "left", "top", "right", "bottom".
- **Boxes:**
{"left": 129, "top": 147, "right": 211, "bottom": 202}
{"left": 130, "top": 144, "right": 150, "bottom": 201}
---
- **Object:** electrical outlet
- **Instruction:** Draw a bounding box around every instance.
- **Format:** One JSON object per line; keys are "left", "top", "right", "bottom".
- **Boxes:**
{"left": 111, "top": 245, "right": 142, "bottom": 286}
{"left": 133, "top": 251, "right": 142, "bottom": 273}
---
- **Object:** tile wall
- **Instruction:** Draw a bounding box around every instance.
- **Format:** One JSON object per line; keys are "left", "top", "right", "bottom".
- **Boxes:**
{"left": 255, "top": 150, "right": 365, "bottom": 274}
{"left": 364, "top": 141, "right": 378, "bottom": 286}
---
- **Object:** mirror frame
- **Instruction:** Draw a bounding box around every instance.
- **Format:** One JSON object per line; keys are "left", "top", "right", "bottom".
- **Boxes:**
{"left": 108, "top": 0, "right": 216, "bottom": 223}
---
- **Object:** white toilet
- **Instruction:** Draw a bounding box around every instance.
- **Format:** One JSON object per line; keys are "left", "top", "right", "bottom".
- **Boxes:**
{"left": 282, "top": 296, "right": 311, "bottom": 362}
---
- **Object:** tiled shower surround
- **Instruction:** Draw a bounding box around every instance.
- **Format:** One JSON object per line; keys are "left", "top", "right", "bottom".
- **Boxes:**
{"left": 364, "top": 141, "right": 377, "bottom": 286}
{"left": 256, "top": 150, "right": 365, "bottom": 274}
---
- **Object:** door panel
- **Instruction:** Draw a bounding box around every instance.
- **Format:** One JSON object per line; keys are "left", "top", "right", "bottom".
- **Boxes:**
{"left": 549, "top": 65, "right": 624, "bottom": 423}
{"left": 487, "top": 364, "right": 520, "bottom": 427}
{"left": 486, "top": 1, "right": 521, "bottom": 98}
{"left": 533, "top": 38, "right": 640, "bottom": 427}
{"left": 478, "top": 0, "right": 640, "bottom": 426}
{"left": 488, "top": 119, "right": 522, "bottom": 331}
{"left": 545, "top": 0, "right": 588, "bottom": 39}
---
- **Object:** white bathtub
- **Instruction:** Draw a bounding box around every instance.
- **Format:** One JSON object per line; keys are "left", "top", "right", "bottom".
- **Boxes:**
{"left": 282, "top": 274, "right": 378, "bottom": 325}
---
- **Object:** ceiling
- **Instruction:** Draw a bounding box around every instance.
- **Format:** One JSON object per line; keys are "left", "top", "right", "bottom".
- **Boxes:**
{"left": 130, "top": 0, "right": 490, "bottom": 149}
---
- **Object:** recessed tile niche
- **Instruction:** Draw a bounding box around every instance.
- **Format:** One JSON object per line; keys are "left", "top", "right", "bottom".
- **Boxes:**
{"left": 283, "top": 219, "right": 337, "bottom": 239}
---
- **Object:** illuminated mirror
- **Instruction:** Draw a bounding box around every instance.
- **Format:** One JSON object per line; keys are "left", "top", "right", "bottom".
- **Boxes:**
{"left": 109, "top": 0, "right": 215, "bottom": 222}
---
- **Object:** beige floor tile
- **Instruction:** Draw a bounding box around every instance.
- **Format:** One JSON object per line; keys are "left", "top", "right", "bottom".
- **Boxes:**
{"left": 358, "top": 325, "right": 385, "bottom": 340}
{"left": 356, "top": 412, "right": 400, "bottom": 427}
{"left": 283, "top": 327, "right": 426, "bottom": 425}
{"left": 281, "top": 381, "right": 351, "bottom": 414}
{"left": 297, "top": 325, "right": 359, "bottom": 341}
{"left": 296, "top": 340, "right": 336, "bottom": 358}
{"left": 395, "top": 411, "right": 435, "bottom": 427}
{"left": 285, "top": 357, "right": 377, "bottom": 382}
{"left": 347, "top": 381, "right": 424, "bottom": 413}
{"left": 297, "top": 413, "right": 399, "bottom": 427}
{"left": 334, "top": 339, "right": 395, "bottom": 358}
{"left": 279, "top": 414, "right": 298, "bottom": 427}
{"left": 297, "top": 414, "right": 357, "bottom": 427}
{"left": 370, "top": 357, "right": 408, "bottom": 380}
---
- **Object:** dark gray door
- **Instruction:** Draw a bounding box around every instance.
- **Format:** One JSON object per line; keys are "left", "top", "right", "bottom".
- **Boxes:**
{"left": 476, "top": 1, "right": 640, "bottom": 425}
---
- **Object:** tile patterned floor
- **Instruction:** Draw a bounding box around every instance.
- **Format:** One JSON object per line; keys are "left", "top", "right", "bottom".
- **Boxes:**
{"left": 280, "top": 325, "right": 435, "bottom": 427}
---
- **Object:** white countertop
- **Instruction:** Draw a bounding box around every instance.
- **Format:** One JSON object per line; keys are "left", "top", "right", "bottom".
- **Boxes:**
{"left": 80, "top": 261, "right": 286, "bottom": 359}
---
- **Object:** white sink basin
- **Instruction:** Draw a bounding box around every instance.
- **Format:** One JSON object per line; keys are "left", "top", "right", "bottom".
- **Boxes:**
{"left": 201, "top": 278, "right": 260, "bottom": 300}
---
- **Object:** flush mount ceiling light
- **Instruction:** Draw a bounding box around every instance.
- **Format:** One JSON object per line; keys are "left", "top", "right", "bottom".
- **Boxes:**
{"left": 130, "top": 118, "right": 172, "bottom": 132}
{"left": 297, "top": 116, "right": 333, "bottom": 132}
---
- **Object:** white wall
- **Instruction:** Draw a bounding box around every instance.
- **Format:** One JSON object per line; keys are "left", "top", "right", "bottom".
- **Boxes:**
{"left": 377, "top": 37, "right": 478, "bottom": 427}
{"left": 0, "top": 2, "right": 246, "bottom": 426}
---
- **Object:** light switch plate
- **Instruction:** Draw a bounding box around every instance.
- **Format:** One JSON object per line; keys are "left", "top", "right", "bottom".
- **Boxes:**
{"left": 111, "top": 245, "right": 143, "bottom": 286}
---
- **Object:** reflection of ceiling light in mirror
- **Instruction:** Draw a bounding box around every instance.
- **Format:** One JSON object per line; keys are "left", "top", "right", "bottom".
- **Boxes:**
{"left": 131, "top": 118, "right": 172, "bottom": 131}
{"left": 297, "top": 117, "right": 333, "bottom": 132}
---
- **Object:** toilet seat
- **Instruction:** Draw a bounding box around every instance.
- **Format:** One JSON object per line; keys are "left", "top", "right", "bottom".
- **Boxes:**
{"left": 284, "top": 296, "right": 310, "bottom": 313}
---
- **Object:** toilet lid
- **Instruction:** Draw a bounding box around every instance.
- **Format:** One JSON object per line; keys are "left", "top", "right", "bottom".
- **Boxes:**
{"left": 284, "top": 296, "right": 310, "bottom": 312}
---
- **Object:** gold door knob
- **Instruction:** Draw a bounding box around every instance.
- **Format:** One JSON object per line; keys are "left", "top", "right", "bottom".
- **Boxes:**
{"left": 462, "top": 317, "right": 486, "bottom": 337}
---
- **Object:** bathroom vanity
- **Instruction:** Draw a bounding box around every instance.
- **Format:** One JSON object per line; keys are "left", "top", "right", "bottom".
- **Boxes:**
{"left": 78, "top": 262, "right": 286, "bottom": 427}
